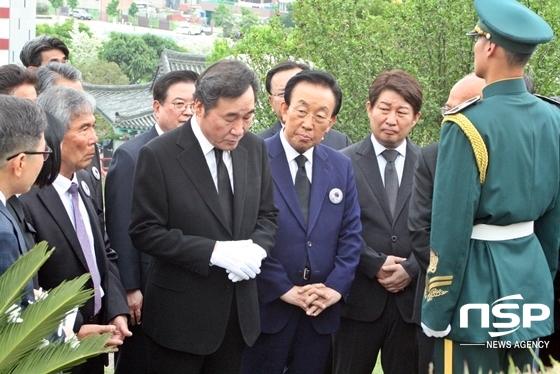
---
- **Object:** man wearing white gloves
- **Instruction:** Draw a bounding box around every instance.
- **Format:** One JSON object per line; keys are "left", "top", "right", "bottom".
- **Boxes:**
{"left": 129, "top": 59, "right": 278, "bottom": 374}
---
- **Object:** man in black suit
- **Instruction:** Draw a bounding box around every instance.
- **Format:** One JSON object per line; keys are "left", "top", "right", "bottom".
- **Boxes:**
{"left": 20, "top": 86, "right": 130, "bottom": 374}
{"left": 333, "top": 70, "right": 422, "bottom": 374}
{"left": 258, "top": 61, "right": 351, "bottom": 150}
{"left": 408, "top": 73, "right": 485, "bottom": 374}
{"left": 105, "top": 70, "right": 199, "bottom": 374}
{"left": 129, "top": 59, "right": 278, "bottom": 374}
{"left": 34, "top": 62, "right": 104, "bottom": 219}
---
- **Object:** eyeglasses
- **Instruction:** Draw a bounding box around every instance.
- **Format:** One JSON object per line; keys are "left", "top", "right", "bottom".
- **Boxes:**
{"left": 290, "top": 107, "right": 331, "bottom": 126}
{"left": 271, "top": 92, "right": 284, "bottom": 99}
{"left": 171, "top": 102, "right": 195, "bottom": 111}
{"left": 6, "top": 145, "right": 52, "bottom": 161}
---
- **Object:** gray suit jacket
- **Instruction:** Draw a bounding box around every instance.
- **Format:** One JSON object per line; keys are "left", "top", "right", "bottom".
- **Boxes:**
{"left": 258, "top": 120, "right": 351, "bottom": 150}
{"left": 129, "top": 120, "right": 278, "bottom": 354}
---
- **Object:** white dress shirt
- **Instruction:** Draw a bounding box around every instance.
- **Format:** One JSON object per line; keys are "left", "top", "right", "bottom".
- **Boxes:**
{"left": 280, "top": 128, "right": 314, "bottom": 184}
{"left": 191, "top": 115, "right": 234, "bottom": 193}
{"left": 52, "top": 173, "right": 104, "bottom": 297}
{"left": 370, "top": 134, "right": 407, "bottom": 186}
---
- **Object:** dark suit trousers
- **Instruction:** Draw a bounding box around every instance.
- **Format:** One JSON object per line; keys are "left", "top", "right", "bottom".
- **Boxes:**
{"left": 114, "top": 323, "right": 147, "bottom": 374}
{"left": 145, "top": 291, "right": 245, "bottom": 374}
{"left": 333, "top": 293, "right": 416, "bottom": 374}
{"left": 241, "top": 308, "right": 331, "bottom": 374}
{"left": 415, "top": 324, "right": 435, "bottom": 374}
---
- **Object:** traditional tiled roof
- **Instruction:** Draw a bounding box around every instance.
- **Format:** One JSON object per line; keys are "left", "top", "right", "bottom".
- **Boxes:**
{"left": 151, "top": 49, "right": 207, "bottom": 90}
{"left": 84, "top": 82, "right": 153, "bottom": 131}
{"left": 114, "top": 108, "right": 155, "bottom": 132}
{"left": 84, "top": 49, "right": 206, "bottom": 133}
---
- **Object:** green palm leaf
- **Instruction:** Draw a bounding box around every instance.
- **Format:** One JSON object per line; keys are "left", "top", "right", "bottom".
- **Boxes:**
{"left": 5, "top": 333, "right": 112, "bottom": 374}
{"left": 0, "top": 273, "right": 93, "bottom": 371}
{"left": 0, "top": 242, "right": 54, "bottom": 322}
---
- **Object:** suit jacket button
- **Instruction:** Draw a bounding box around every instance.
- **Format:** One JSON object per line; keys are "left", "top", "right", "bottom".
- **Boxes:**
{"left": 307, "top": 241, "right": 313, "bottom": 247}
{"left": 391, "top": 235, "right": 397, "bottom": 242}
{"left": 225, "top": 286, "right": 232, "bottom": 292}
{"left": 89, "top": 316, "right": 94, "bottom": 322}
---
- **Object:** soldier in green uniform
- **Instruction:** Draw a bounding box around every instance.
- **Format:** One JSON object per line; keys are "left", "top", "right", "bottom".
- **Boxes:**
{"left": 421, "top": 0, "right": 560, "bottom": 372}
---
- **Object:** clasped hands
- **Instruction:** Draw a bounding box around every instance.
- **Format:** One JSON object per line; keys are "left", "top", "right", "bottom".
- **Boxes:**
{"left": 280, "top": 284, "right": 342, "bottom": 317}
{"left": 211, "top": 240, "right": 267, "bottom": 282}
{"left": 377, "top": 255, "right": 412, "bottom": 293}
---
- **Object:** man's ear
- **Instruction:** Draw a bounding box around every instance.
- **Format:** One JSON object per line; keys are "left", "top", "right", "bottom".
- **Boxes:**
{"left": 280, "top": 101, "right": 289, "bottom": 124}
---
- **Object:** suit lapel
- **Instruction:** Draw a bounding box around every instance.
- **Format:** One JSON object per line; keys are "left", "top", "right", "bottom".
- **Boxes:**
{"left": 176, "top": 122, "right": 232, "bottom": 235}
{"left": 267, "top": 134, "right": 307, "bottom": 229}
{"left": 308, "top": 146, "right": 332, "bottom": 233}
{"left": 37, "top": 185, "right": 90, "bottom": 270}
{"left": 392, "top": 140, "right": 419, "bottom": 223}
{"left": 231, "top": 144, "right": 247, "bottom": 238}
{"left": 271, "top": 121, "right": 282, "bottom": 136}
{"left": 355, "top": 139, "right": 393, "bottom": 223}
{"left": 0, "top": 203, "right": 26, "bottom": 255}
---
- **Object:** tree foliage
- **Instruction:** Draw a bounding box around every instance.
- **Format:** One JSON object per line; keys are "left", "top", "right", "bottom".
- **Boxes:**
{"left": 106, "top": 0, "right": 120, "bottom": 19}
{"left": 100, "top": 33, "right": 156, "bottom": 84}
{"left": 100, "top": 33, "right": 184, "bottom": 84}
{"left": 66, "top": 0, "right": 78, "bottom": 11}
{"left": 36, "top": 19, "right": 92, "bottom": 51}
{"left": 128, "top": 2, "right": 139, "bottom": 18}
{"left": 239, "top": 8, "right": 259, "bottom": 32}
{"left": 48, "top": 0, "right": 63, "bottom": 12}
{"left": 75, "top": 60, "right": 129, "bottom": 85}
{"left": 209, "top": 0, "right": 560, "bottom": 144}
{"left": 213, "top": 4, "right": 234, "bottom": 27}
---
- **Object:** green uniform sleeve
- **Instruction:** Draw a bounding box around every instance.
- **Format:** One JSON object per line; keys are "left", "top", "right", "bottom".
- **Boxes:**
{"left": 421, "top": 121, "right": 481, "bottom": 331}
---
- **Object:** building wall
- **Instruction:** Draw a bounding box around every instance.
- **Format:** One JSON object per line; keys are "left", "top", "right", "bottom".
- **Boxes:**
{"left": 0, "top": 0, "right": 36, "bottom": 65}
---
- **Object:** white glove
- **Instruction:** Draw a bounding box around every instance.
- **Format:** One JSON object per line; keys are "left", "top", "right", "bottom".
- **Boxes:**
{"left": 224, "top": 243, "right": 267, "bottom": 283}
{"left": 421, "top": 322, "right": 451, "bottom": 338}
{"left": 227, "top": 270, "right": 244, "bottom": 282}
{"left": 211, "top": 240, "right": 260, "bottom": 280}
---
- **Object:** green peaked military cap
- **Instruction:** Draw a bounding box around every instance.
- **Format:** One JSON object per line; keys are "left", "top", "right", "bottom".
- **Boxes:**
{"left": 466, "top": 0, "right": 553, "bottom": 53}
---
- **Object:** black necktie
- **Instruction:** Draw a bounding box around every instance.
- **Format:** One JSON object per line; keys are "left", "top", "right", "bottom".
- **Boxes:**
{"left": 215, "top": 148, "right": 234, "bottom": 231}
{"left": 295, "top": 155, "right": 311, "bottom": 225}
{"left": 382, "top": 150, "right": 399, "bottom": 218}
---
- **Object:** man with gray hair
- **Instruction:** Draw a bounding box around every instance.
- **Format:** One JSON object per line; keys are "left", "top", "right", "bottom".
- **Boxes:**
{"left": 0, "top": 96, "right": 47, "bottom": 304}
{"left": 129, "top": 59, "right": 278, "bottom": 374}
{"left": 35, "top": 61, "right": 105, "bottom": 222}
{"left": 20, "top": 86, "right": 131, "bottom": 374}
{"left": 35, "top": 62, "right": 83, "bottom": 94}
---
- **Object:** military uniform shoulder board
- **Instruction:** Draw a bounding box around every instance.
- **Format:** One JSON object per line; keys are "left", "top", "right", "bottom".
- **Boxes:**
{"left": 441, "top": 109, "right": 489, "bottom": 185}
{"left": 443, "top": 95, "right": 482, "bottom": 115}
{"left": 534, "top": 94, "right": 560, "bottom": 108}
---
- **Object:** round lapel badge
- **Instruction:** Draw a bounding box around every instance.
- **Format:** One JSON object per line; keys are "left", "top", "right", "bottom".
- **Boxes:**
{"left": 92, "top": 166, "right": 101, "bottom": 180}
{"left": 329, "top": 188, "right": 343, "bottom": 204}
{"left": 81, "top": 181, "right": 91, "bottom": 197}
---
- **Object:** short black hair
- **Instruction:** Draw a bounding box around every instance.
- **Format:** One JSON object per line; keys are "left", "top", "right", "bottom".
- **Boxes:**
{"left": 152, "top": 70, "right": 199, "bottom": 103}
{"left": 265, "top": 61, "right": 310, "bottom": 95}
{"left": 20, "top": 35, "right": 69, "bottom": 68}
{"left": 34, "top": 111, "right": 64, "bottom": 187}
{"left": 283, "top": 70, "right": 343, "bottom": 117}
{"left": 0, "top": 64, "right": 38, "bottom": 95}
{"left": 194, "top": 59, "right": 259, "bottom": 112}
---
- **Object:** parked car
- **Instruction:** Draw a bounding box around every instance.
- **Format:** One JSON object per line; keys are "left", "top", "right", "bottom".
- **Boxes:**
{"left": 175, "top": 23, "right": 203, "bottom": 35}
{"left": 71, "top": 9, "right": 92, "bottom": 20}
{"left": 202, "top": 22, "right": 212, "bottom": 35}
